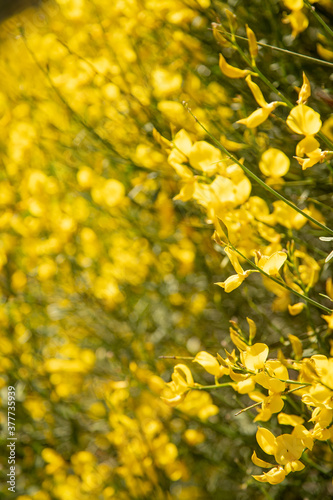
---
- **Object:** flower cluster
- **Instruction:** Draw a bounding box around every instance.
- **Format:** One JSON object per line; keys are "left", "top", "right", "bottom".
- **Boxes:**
{"left": 162, "top": 319, "right": 333, "bottom": 484}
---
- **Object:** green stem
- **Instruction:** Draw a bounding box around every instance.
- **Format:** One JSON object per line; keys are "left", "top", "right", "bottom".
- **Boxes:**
{"left": 278, "top": 379, "right": 311, "bottom": 386}
{"left": 191, "top": 382, "right": 234, "bottom": 390}
{"left": 303, "top": 0, "right": 333, "bottom": 38}
{"left": 219, "top": 31, "right": 333, "bottom": 68}
{"left": 184, "top": 104, "right": 333, "bottom": 237}
{"left": 302, "top": 454, "right": 331, "bottom": 477}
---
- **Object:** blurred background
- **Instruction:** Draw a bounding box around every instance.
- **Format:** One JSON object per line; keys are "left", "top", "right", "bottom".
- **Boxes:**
{"left": 0, "top": 0, "right": 332, "bottom": 498}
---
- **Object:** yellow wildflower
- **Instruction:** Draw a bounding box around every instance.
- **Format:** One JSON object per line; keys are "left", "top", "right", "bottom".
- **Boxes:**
{"left": 215, "top": 246, "right": 254, "bottom": 292}
{"left": 237, "top": 76, "right": 287, "bottom": 128}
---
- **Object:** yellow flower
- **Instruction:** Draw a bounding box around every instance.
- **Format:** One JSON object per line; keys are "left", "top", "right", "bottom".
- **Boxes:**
{"left": 219, "top": 53, "right": 250, "bottom": 79}
{"left": 161, "top": 364, "right": 194, "bottom": 407}
{"left": 237, "top": 76, "right": 287, "bottom": 128}
{"left": 240, "top": 343, "right": 269, "bottom": 371}
{"left": 286, "top": 104, "right": 322, "bottom": 136}
{"left": 294, "top": 148, "right": 331, "bottom": 170}
{"left": 253, "top": 466, "right": 286, "bottom": 485}
{"left": 255, "top": 360, "right": 289, "bottom": 393}
{"left": 256, "top": 250, "right": 287, "bottom": 275}
{"left": 253, "top": 426, "right": 307, "bottom": 484}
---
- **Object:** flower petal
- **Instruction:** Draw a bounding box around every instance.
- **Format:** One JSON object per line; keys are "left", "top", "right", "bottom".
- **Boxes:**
{"left": 256, "top": 427, "right": 276, "bottom": 455}
{"left": 219, "top": 53, "right": 250, "bottom": 79}
{"left": 286, "top": 105, "right": 322, "bottom": 136}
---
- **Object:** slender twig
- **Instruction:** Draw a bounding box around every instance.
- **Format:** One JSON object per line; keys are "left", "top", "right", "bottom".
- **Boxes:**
{"left": 159, "top": 356, "right": 194, "bottom": 360}
{"left": 216, "top": 30, "right": 333, "bottom": 68}
{"left": 303, "top": 0, "right": 333, "bottom": 38}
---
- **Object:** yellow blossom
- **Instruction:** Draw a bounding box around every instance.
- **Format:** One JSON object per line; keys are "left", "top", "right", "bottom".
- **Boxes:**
{"left": 215, "top": 246, "right": 254, "bottom": 292}
{"left": 161, "top": 364, "right": 194, "bottom": 407}
{"left": 237, "top": 76, "right": 287, "bottom": 128}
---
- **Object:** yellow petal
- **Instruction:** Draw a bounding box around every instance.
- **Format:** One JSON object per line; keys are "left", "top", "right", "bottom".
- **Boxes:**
{"left": 247, "top": 317, "right": 257, "bottom": 341}
{"left": 237, "top": 107, "right": 271, "bottom": 128}
{"left": 284, "top": 460, "right": 305, "bottom": 474}
{"left": 317, "top": 43, "right": 333, "bottom": 62}
{"left": 241, "top": 343, "right": 269, "bottom": 371}
{"left": 288, "top": 334, "right": 303, "bottom": 360}
{"left": 212, "top": 23, "right": 231, "bottom": 48}
{"left": 173, "top": 129, "right": 193, "bottom": 156}
{"left": 161, "top": 393, "right": 186, "bottom": 407}
{"left": 246, "top": 25, "right": 258, "bottom": 60}
{"left": 173, "top": 364, "right": 194, "bottom": 387}
{"left": 251, "top": 450, "right": 274, "bottom": 468}
{"left": 286, "top": 105, "right": 322, "bottom": 136}
{"left": 288, "top": 302, "right": 305, "bottom": 316}
{"left": 230, "top": 328, "right": 248, "bottom": 351}
{"left": 189, "top": 141, "right": 223, "bottom": 175}
{"left": 295, "top": 136, "right": 320, "bottom": 157}
{"left": 229, "top": 367, "right": 249, "bottom": 382}
{"left": 219, "top": 53, "right": 250, "bottom": 79}
{"left": 283, "top": 0, "right": 303, "bottom": 9}
{"left": 262, "top": 467, "right": 287, "bottom": 484}
{"left": 286, "top": 10, "right": 309, "bottom": 38}
{"left": 294, "top": 154, "right": 321, "bottom": 170}
{"left": 261, "top": 251, "right": 287, "bottom": 275}
{"left": 256, "top": 427, "right": 276, "bottom": 455}
{"left": 219, "top": 134, "right": 246, "bottom": 151}
{"left": 215, "top": 273, "right": 246, "bottom": 293}
{"left": 245, "top": 75, "right": 268, "bottom": 108}
{"left": 259, "top": 148, "right": 290, "bottom": 177}
{"left": 278, "top": 413, "right": 304, "bottom": 426}
{"left": 153, "top": 128, "right": 172, "bottom": 150}
{"left": 297, "top": 72, "right": 311, "bottom": 105}
{"left": 225, "top": 246, "right": 244, "bottom": 274}
{"left": 234, "top": 376, "right": 256, "bottom": 394}
{"left": 193, "top": 351, "right": 221, "bottom": 377}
